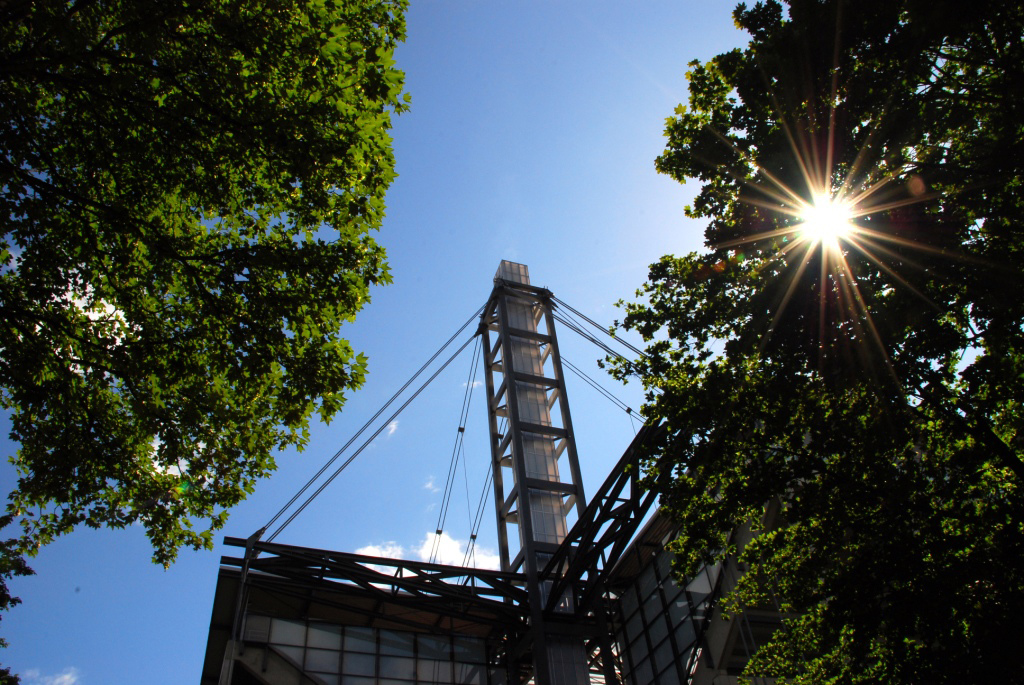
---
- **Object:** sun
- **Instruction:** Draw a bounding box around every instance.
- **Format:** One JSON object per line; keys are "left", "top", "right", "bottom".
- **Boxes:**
{"left": 799, "top": 193, "right": 854, "bottom": 244}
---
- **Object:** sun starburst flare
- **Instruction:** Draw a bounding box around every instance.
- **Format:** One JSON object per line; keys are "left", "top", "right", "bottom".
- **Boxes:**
{"left": 712, "top": 145, "right": 959, "bottom": 387}
{"left": 677, "top": 0, "right": 974, "bottom": 388}
{"left": 699, "top": 101, "right": 955, "bottom": 386}
{"left": 799, "top": 193, "right": 854, "bottom": 245}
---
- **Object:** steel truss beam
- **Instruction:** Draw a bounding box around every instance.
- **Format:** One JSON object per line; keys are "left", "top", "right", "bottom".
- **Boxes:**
{"left": 219, "top": 419, "right": 664, "bottom": 685}
{"left": 539, "top": 423, "right": 668, "bottom": 617}
{"left": 223, "top": 538, "right": 528, "bottom": 624}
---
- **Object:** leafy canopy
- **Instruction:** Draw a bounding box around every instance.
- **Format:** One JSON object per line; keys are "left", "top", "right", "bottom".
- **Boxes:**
{"left": 614, "top": 1, "right": 1024, "bottom": 682}
{"left": 0, "top": 0, "right": 408, "bottom": 566}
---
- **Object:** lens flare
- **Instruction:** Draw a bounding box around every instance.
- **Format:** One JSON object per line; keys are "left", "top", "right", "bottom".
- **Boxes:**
{"left": 688, "top": 6, "right": 950, "bottom": 384}
{"left": 800, "top": 194, "right": 854, "bottom": 244}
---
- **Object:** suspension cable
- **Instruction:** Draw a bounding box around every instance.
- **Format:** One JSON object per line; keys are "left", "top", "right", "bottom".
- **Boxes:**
{"left": 260, "top": 295, "right": 649, "bottom": 550}
{"left": 552, "top": 295, "right": 648, "bottom": 360}
{"left": 461, "top": 415, "right": 504, "bottom": 570}
{"left": 562, "top": 355, "right": 643, "bottom": 420}
{"left": 268, "top": 333, "right": 478, "bottom": 541}
{"left": 461, "top": 467, "right": 494, "bottom": 569}
{"left": 429, "top": 336, "right": 482, "bottom": 563}
{"left": 552, "top": 312, "right": 628, "bottom": 366}
{"left": 263, "top": 306, "right": 484, "bottom": 540}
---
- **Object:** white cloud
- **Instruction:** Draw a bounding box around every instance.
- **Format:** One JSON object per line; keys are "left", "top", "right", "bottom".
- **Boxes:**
{"left": 462, "top": 380, "right": 483, "bottom": 388}
{"left": 415, "top": 531, "right": 500, "bottom": 570}
{"left": 23, "top": 667, "right": 81, "bottom": 685}
{"left": 355, "top": 541, "right": 405, "bottom": 559}
{"left": 355, "top": 532, "right": 500, "bottom": 571}
{"left": 386, "top": 420, "right": 399, "bottom": 436}
{"left": 354, "top": 541, "right": 407, "bottom": 575}
{"left": 423, "top": 476, "right": 441, "bottom": 493}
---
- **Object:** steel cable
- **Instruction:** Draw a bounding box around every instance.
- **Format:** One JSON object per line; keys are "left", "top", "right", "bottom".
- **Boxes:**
{"left": 263, "top": 304, "right": 484, "bottom": 539}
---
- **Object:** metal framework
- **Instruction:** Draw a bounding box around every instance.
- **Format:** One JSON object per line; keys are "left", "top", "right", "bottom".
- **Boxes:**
{"left": 205, "top": 420, "right": 667, "bottom": 685}
{"left": 479, "top": 262, "right": 590, "bottom": 685}
{"left": 540, "top": 424, "right": 668, "bottom": 618}
{"left": 201, "top": 262, "right": 703, "bottom": 685}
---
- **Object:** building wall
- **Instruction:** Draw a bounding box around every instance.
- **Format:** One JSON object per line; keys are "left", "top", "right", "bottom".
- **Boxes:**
{"left": 235, "top": 614, "right": 499, "bottom": 685}
{"left": 610, "top": 520, "right": 782, "bottom": 685}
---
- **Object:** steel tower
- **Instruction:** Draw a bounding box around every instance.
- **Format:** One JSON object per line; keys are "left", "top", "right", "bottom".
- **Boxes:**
{"left": 202, "top": 261, "right": 751, "bottom": 685}
{"left": 480, "top": 261, "right": 589, "bottom": 685}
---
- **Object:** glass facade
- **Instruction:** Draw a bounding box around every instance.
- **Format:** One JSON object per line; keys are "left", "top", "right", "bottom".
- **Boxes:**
{"left": 613, "top": 548, "right": 722, "bottom": 685}
{"left": 505, "top": 290, "right": 569, "bottom": 549}
{"left": 243, "top": 615, "right": 496, "bottom": 685}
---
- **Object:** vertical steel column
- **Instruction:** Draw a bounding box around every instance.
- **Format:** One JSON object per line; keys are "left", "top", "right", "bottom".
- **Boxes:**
{"left": 481, "top": 261, "right": 589, "bottom": 685}
{"left": 480, "top": 313, "right": 512, "bottom": 572}
{"left": 540, "top": 299, "right": 587, "bottom": 520}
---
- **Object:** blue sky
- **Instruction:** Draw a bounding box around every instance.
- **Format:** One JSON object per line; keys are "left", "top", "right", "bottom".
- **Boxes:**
{"left": 1, "top": 3, "right": 746, "bottom": 683}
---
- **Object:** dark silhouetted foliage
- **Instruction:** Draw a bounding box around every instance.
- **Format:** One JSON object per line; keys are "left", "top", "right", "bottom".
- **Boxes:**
{"left": 614, "top": 1, "right": 1024, "bottom": 682}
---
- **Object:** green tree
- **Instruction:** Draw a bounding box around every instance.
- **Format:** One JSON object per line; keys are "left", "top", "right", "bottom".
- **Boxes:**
{"left": 1, "top": 0, "right": 407, "bottom": 567}
{"left": 614, "top": 1, "right": 1024, "bottom": 682}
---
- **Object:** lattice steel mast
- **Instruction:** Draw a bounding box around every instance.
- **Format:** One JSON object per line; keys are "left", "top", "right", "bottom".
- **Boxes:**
{"left": 480, "top": 261, "right": 589, "bottom": 685}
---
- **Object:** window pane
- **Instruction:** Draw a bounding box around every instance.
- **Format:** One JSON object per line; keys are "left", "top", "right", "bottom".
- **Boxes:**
{"left": 674, "top": 621, "right": 696, "bottom": 652}
{"left": 648, "top": 612, "right": 669, "bottom": 647}
{"left": 309, "top": 623, "right": 343, "bottom": 650}
{"left": 454, "top": 662, "right": 485, "bottom": 685}
{"left": 656, "top": 550, "right": 673, "bottom": 580}
{"left": 341, "top": 677, "right": 375, "bottom": 685}
{"left": 662, "top": 574, "right": 682, "bottom": 598}
{"left": 453, "top": 637, "right": 485, "bottom": 663}
{"left": 244, "top": 614, "right": 271, "bottom": 643}
{"left": 275, "top": 645, "right": 304, "bottom": 666}
{"left": 418, "top": 635, "right": 451, "bottom": 660}
{"left": 652, "top": 637, "right": 674, "bottom": 674}
{"left": 270, "top": 618, "right": 306, "bottom": 646}
{"left": 417, "top": 658, "right": 453, "bottom": 683}
{"left": 307, "top": 648, "right": 341, "bottom": 673}
{"left": 658, "top": 662, "right": 681, "bottom": 685}
{"left": 633, "top": 658, "right": 654, "bottom": 685}
{"left": 380, "top": 630, "right": 415, "bottom": 657}
{"left": 313, "top": 676, "right": 340, "bottom": 685}
{"left": 687, "top": 562, "right": 722, "bottom": 604}
{"left": 686, "top": 571, "right": 712, "bottom": 600}
{"left": 642, "top": 589, "right": 663, "bottom": 623}
{"left": 667, "top": 596, "right": 689, "bottom": 627}
{"left": 621, "top": 588, "right": 639, "bottom": 620}
{"left": 345, "top": 627, "right": 377, "bottom": 654}
{"left": 629, "top": 632, "right": 648, "bottom": 664}
{"left": 625, "top": 610, "right": 644, "bottom": 644}
{"left": 638, "top": 566, "right": 657, "bottom": 598}
{"left": 343, "top": 652, "right": 376, "bottom": 677}
{"left": 380, "top": 656, "right": 416, "bottom": 680}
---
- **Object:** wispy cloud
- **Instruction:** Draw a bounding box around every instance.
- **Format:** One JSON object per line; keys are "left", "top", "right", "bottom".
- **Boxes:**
{"left": 462, "top": 380, "right": 483, "bottom": 389}
{"left": 386, "top": 420, "right": 399, "bottom": 437}
{"left": 355, "top": 541, "right": 405, "bottom": 559}
{"left": 22, "top": 668, "right": 81, "bottom": 685}
{"left": 423, "top": 476, "right": 441, "bottom": 493}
